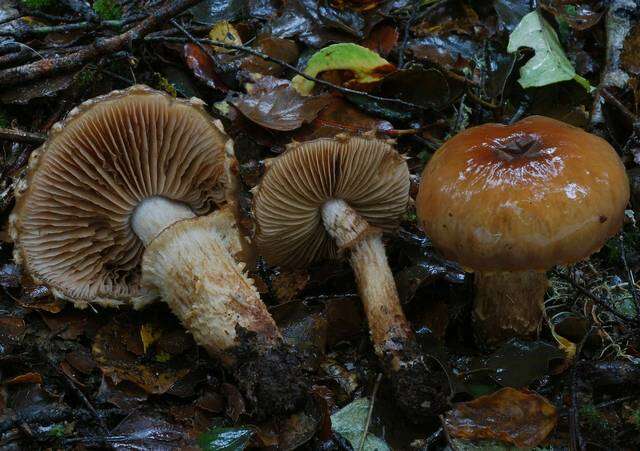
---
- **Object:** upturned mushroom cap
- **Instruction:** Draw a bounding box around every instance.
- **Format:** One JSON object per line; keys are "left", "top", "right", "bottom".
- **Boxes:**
{"left": 253, "top": 135, "right": 409, "bottom": 267}
{"left": 417, "top": 115, "right": 630, "bottom": 272}
{"left": 10, "top": 85, "right": 235, "bottom": 306}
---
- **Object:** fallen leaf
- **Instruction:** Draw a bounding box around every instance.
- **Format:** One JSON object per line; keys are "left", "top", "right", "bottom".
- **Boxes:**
{"left": 241, "top": 36, "right": 299, "bottom": 76}
{"left": 140, "top": 323, "right": 162, "bottom": 354}
{"left": 92, "top": 318, "right": 191, "bottom": 394}
{"left": 272, "top": 269, "right": 310, "bottom": 302}
{"left": 409, "top": 34, "right": 480, "bottom": 71}
{"left": 541, "top": 1, "right": 604, "bottom": 30}
{"left": 198, "top": 426, "right": 254, "bottom": 451}
{"left": 4, "top": 372, "right": 43, "bottom": 385}
{"left": 231, "top": 76, "right": 331, "bottom": 131}
{"left": 331, "top": 398, "right": 390, "bottom": 451}
{"left": 443, "top": 387, "right": 557, "bottom": 448}
{"left": 183, "top": 43, "right": 229, "bottom": 92}
{"left": 483, "top": 339, "right": 565, "bottom": 387}
{"left": 221, "top": 382, "right": 246, "bottom": 422}
{"left": 209, "top": 20, "right": 242, "bottom": 53}
{"left": 292, "top": 43, "right": 395, "bottom": 95}
{"left": 294, "top": 97, "right": 394, "bottom": 140}
{"left": 110, "top": 414, "right": 195, "bottom": 450}
{"left": 362, "top": 23, "right": 399, "bottom": 57}
{"left": 507, "top": 11, "right": 592, "bottom": 91}
{"left": 378, "top": 67, "right": 454, "bottom": 110}
{"left": 279, "top": 410, "right": 320, "bottom": 450}
{"left": 65, "top": 348, "right": 97, "bottom": 374}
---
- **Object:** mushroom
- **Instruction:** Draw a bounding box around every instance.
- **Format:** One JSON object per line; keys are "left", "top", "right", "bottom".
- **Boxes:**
{"left": 252, "top": 134, "right": 449, "bottom": 416}
{"left": 417, "top": 116, "right": 630, "bottom": 346}
{"left": 10, "top": 85, "right": 306, "bottom": 413}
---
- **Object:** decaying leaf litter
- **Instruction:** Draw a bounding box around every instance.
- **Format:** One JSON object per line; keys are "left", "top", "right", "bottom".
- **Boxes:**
{"left": 0, "top": 0, "right": 640, "bottom": 449}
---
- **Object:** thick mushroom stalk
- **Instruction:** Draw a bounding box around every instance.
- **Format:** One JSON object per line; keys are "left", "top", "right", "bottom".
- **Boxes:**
{"left": 253, "top": 135, "right": 450, "bottom": 418}
{"left": 10, "top": 86, "right": 307, "bottom": 415}
{"left": 132, "top": 197, "right": 280, "bottom": 358}
{"left": 473, "top": 271, "right": 548, "bottom": 346}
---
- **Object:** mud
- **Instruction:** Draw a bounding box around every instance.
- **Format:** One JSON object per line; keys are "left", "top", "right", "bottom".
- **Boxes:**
{"left": 229, "top": 326, "right": 311, "bottom": 417}
{"left": 385, "top": 341, "right": 450, "bottom": 420}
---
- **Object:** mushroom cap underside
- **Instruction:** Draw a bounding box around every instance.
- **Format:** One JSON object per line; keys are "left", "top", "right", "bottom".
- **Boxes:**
{"left": 417, "top": 115, "right": 630, "bottom": 272}
{"left": 11, "top": 85, "right": 233, "bottom": 306}
{"left": 252, "top": 135, "right": 410, "bottom": 268}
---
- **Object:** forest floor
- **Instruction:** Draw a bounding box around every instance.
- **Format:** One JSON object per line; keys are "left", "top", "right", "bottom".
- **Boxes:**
{"left": 1, "top": 0, "right": 640, "bottom": 449}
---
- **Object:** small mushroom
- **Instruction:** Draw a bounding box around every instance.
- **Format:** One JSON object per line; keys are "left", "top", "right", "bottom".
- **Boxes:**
{"left": 253, "top": 134, "right": 449, "bottom": 417}
{"left": 10, "top": 85, "right": 306, "bottom": 414}
{"left": 417, "top": 116, "right": 630, "bottom": 346}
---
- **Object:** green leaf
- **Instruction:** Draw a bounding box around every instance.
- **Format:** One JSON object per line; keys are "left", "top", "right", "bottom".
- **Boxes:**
{"left": 292, "top": 43, "right": 394, "bottom": 96}
{"left": 197, "top": 426, "right": 254, "bottom": 451}
{"left": 507, "top": 11, "right": 593, "bottom": 92}
{"left": 330, "top": 398, "right": 390, "bottom": 451}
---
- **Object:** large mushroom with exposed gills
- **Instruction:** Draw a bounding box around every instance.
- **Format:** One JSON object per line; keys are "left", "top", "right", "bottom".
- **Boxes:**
{"left": 10, "top": 85, "right": 307, "bottom": 414}
{"left": 417, "top": 115, "right": 630, "bottom": 346}
{"left": 252, "top": 134, "right": 449, "bottom": 417}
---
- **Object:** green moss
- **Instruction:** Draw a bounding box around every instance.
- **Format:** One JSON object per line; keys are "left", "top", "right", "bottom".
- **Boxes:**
{"left": 48, "top": 423, "right": 66, "bottom": 438}
{"left": 154, "top": 73, "right": 177, "bottom": 97}
{"left": 93, "top": 0, "right": 122, "bottom": 21}
{"left": 20, "top": 0, "right": 56, "bottom": 10}
{"left": 630, "top": 409, "right": 640, "bottom": 430}
{"left": 0, "top": 110, "right": 8, "bottom": 129}
{"left": 580, "top": 403, "right": 612, "bottom": 435}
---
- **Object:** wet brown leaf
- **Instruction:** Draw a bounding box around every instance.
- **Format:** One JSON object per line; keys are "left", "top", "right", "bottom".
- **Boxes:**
{"left": 41, "top": 309, "right": 88, "bottom": 340}
{"left": 541, "top": 1, "right": 604, "bottom": 30}
{"left": 362, "top": 23, "right": 399, "bottom": 57}
{"left": 0, "top": 316, "right": 26, "bottom": 355}
{"left": 97, "top": 377, "right": 148, "bottom": 411}
{"left": 621, "top": 24, "right": 640, "bottom": 76}
{"left": 221, "top": 382, "right": 246, "bottom": 422}
{"left": 241, "top": 36, "right": 299, "bottom": 76}
{"left": 19, "top": 283, "right": 64, "bottom": 313}
{"left": 109, "top": 413, "right": 196, "bottom": 450}
{"left": 4, "top": 372, "right": 43, "bottom": 385}
{"left": 272, "top": 269, "right": 310, "bottom": 303}
{"left": 182, "top": 43, "right": 228, "bottom": 92}
{"left": 443, "top": 387, "right": 558, "bottom": 448}
{"left": 294, "top": 97, "right": 394, "bottom": 140}
{"left": 92, "top": 318, "right": 190, "bottom": 395}
{"left": 65, "top": 348, "right": 97, "bottom": 374}
{"left": 231, "top": 76, "right": 331, "bottom": 131}
{"left": 196, "top": 389, "right": 225, "bottom": 414}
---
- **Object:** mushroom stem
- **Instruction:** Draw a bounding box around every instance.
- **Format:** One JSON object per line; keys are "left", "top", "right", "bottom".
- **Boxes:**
{"left": 133, "top": 199, "right": 282, "bottom": 359}
{"left": 132, "top": 196, "right": 196, "bottom": 245}
{"left": 473, "top": 270, "right": 548, "bottom": 346}
{"left": 322, "top": 199, "right": 449, "bottom": 417}
{"left": 322, "top": 199, "right": 412, "bottom": 362}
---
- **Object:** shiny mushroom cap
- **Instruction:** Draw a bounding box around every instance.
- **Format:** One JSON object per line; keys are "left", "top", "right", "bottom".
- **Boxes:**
{"left": 253, "top": 134, "right": 410, "bottom": 268}
{"left": 417, "top": 115, "right": 630, "bottom": 272}
{"left": 10, "top": 85, "right": 234, "bottom": 306}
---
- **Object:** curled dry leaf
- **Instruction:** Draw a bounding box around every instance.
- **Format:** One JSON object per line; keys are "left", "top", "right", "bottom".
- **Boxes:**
{"left": 208, "top": 20, "right": 242, "bottom": 53}
{"left": 231, "top": 76, "right": 331, "bottom": 131}
{"left": 443, "top": 387, "right": 558, "bottom": 448}
{"left": 241, "top": 36, "right": 299, "bottom": 76}
{"left": 183, "top": 43, "right": 228, "bottom": 92}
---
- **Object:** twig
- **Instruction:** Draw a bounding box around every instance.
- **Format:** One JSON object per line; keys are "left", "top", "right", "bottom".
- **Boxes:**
{"left": 145, "top": 35, "right": 431, "bottom": 111}
{"left": 169, "top": 18, "right": 221, "bottom": 67}
{"left": 0, "top": 127, "right": 46, "bottom": 144}
{"left": 0, "top": 0, "right": 205, "bottom": 87}
{"left": 553, "top": 269, "right": 639, "bottom": 325}
{"left": 619, "top": 234, "right": 640, "bottom": 316}
{"left": 0, "top": 15, "right": 144, "bottom": 39}
{"left": 601, "top": 88, "right": 640, "bottom": 127}
{"left": 358, "top": 373, "right": 383, "bottom": 451}
{"left": 569, "top": 326, "right": 595, "bottom": 451}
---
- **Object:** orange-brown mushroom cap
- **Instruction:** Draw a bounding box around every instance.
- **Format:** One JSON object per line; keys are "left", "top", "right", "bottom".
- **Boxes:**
{"left": 253, "top": 135, "right": 409, "bottom": 268}
{"left": 417, "top": 116, "right": 630, "bottom": 272}
{"left": 10, "top": 85, "right": 233, "bottom": 306}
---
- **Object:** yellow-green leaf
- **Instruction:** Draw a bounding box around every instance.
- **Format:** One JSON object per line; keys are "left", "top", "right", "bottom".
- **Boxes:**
{"left": 292, "top": 43, "right": 394, "bottom": 95}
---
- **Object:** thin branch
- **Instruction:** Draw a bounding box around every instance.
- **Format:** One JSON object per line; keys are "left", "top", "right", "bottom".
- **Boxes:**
{"left": 0, "top": 0, "right": 205, "bottom": 87}
{"left": 0, "top": 127, "right": 46, "bottom": 144}
{"left": 358, "top": 373, "right": 383, "bottom": 451}
{"left": 145, "top": 35, "right": 431, "bottom": 110}
{"left": 552, "top": 269, "right": 639, "bottom": 325}
{"left": 0, "top": 15, "right": 144, "bottom": 39}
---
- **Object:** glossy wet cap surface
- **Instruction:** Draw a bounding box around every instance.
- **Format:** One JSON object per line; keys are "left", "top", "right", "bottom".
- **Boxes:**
{"left": 417, "top": 116, "right": 629, "bottom": 271}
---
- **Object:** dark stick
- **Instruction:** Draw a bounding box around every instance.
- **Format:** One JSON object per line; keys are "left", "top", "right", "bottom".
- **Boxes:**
{"left": 619, "top": 234, "right": 640, "bottom": 315}
{"left": 553, "top": 269, "right": 639, "bottom": 325}
{"left": 0, "top": 127, "right": 46, "bottom": 144}
{"left": 0, "top": 15, "right": 144, "bottom": 39}
{"left": 145, "top": 35, "right": 430, "bottom": 110}
{"left": 569, "top": 326, "right": 595, "bottom": 451}
{"left": 0, "top": 0, "right": 205, "bottom": 87}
